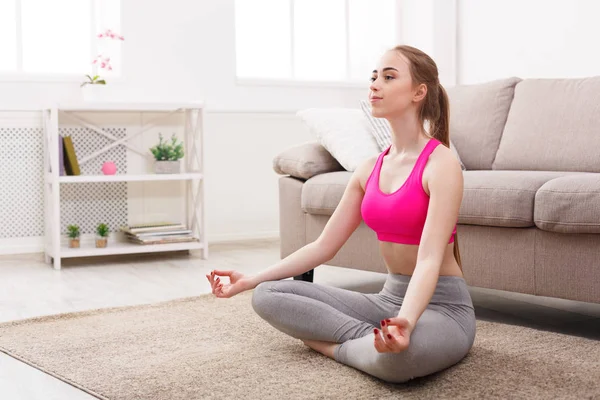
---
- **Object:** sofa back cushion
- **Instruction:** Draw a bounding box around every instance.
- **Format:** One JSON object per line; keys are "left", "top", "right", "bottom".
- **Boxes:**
{"left": 446, "top": 77, "right": 521, "bottom": 170}
{"left": 493, "top": 76, "right": 600, "bottom": 172}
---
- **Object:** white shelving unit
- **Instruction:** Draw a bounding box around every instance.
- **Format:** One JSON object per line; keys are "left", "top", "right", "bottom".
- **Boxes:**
{"left": 42, "top": 102, "right": 208, "bottom": 269}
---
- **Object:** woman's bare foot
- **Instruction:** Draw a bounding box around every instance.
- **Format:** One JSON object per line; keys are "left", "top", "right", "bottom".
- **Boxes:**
{"left": 302, "top": 339, "right": 339, "bottom": 359}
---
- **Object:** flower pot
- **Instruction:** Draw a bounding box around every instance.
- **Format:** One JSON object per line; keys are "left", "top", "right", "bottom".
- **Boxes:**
{"left": 81, "top": 85, "right": 115, "bottom": 102}
{"left": 155, "top": 160, "right": 181, "bottom": 174}
{"left": 69, "top": 238, "right": 80, "bottom": 248}
{"left": 96, "top": 236, "right": 108, "bottom": 248}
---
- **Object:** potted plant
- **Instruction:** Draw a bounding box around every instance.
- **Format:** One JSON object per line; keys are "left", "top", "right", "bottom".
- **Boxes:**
{"left": 67, "top": 224, "right": 81, "bottom": 248}
{"left": 96, "top": 223, "right": 110, "bottom": 248}
{"left": 80, "top": 29, "right": 124, "bottom": 102}
{"left": 150, "top": 133, "right": 185, "bottom": 174}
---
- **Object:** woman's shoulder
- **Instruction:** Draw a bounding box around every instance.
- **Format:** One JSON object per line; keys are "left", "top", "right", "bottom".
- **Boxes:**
{"left": 423, "top": 141, "right": 463, "bottom": 183}
{"left": 429, "top": 140, "right": 461, "bottom": 169}
{"left": 353, "top": 154, "right": 380, "bottom": 190}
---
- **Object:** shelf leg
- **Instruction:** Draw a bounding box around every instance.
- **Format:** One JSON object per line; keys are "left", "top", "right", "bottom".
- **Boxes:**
{"left": 50, "top": 107, "right": 62, "bottom": 270}
{"left": 53, "top": 255, "right": 61, "bottom": 270}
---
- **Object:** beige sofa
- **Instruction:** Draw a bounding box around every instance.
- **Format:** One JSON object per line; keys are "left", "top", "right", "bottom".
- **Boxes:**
{"left": 273, "top": 76, "right": 600, "bottom": 304}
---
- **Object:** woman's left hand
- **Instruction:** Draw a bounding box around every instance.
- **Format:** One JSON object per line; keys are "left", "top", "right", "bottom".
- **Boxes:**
{"left": 373, "top": 317, "right": 413, "bottom": 353}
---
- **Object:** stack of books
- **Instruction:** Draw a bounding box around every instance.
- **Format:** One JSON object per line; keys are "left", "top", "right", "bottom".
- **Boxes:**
{"left": 120, "top": 223, "right": 198, "bottom": 245}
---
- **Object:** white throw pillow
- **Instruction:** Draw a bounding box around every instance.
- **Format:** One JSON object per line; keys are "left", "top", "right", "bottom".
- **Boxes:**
{"left": 296, "top": 108, "right": 380, "bottom": 172}
{"left": 359, "top": 100, "right": 467, "bottom": 171}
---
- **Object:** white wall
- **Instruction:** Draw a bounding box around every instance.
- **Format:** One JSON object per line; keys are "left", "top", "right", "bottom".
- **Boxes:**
{"left": 203, "top": 111, "right": 311, "bottom": 242}
{"left": 113, "top": 0, "right": 371, "bottom": 111}
{"left": 457, "top": 0, "right": 600, "bottom": 84}
{"left": 0, "top": 0, "right": 373, "bottom": 255}
{"left": 0, "top": 0, "right": 464, "bottom": 254}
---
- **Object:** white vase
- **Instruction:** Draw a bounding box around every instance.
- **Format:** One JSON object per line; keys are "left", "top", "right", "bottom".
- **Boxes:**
{"left": 81, "top": 85, "right": 115, "bottom": 102}
{"left": 154, "top": 160, "right": 181, "bottom": 174}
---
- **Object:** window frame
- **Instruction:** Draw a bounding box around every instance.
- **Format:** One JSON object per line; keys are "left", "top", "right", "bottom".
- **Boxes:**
{"left": 0, "top": 0, "right": 122, "bottom": 83}
{"left": 234, "top": 0, "right": 402, "bottom": 88}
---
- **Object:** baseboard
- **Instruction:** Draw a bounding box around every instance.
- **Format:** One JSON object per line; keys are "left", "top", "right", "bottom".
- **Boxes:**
{"left": 208, "top": 231, "right": 280, "bottom": 244}
{"left": 0, "top": 237, "right": 44, "bottom": 256}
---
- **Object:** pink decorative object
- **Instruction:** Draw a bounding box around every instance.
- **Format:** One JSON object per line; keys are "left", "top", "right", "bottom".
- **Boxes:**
{"left": 102, "top": 161, "right": 117, "bottom": 175}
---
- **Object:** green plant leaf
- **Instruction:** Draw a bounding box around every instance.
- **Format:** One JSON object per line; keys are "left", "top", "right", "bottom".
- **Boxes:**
{"left": 96, "top": 80, "right": 107, "bottom": 84}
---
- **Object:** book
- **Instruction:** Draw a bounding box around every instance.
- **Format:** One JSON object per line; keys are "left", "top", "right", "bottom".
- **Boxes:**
{"left": 127, "top": 229, "right": 193, "bottom": 238}
{"left": 59, "top": 136, "right": 65, "bottom": 176}
{"left": 126, "top": 235, "right": 198, "bottom": 245}
{"left": 63, "top": 135, "right": 81, "bottom": 176}
{"left": 120, "top": 223, "right": 186, "bottom": 235}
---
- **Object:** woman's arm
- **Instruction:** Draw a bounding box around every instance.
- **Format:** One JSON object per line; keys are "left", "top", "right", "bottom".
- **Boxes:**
{"left": 396, "top": 149, "right": 464, "bottom": 332}
{"left": 246, "top": 158, "right": 375, "bottom": 289}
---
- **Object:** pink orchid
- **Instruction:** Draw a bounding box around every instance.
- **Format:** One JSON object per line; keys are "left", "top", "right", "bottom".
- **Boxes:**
{"left": 104, "top": 57, "right": 111, "bottom": 62}
{"left": 107, "top": 66, "right": 113, "bottom": 71}
{"left": 96, "top": 29, "right": 124, "bottom": 41}
{"left": 100, "top": 62, "right": 106, "bottom": 68}
{"left": 92, "top": 59, "right": 97, "bottom": 64}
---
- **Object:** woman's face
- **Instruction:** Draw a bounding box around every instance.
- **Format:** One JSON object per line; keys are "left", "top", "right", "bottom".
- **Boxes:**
{"left": 369, "top": 50, "right": 424, "bottom": 119}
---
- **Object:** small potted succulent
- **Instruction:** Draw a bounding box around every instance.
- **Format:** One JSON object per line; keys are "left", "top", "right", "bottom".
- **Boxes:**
{"left": 150, "top": 133, "right": 184, "bottom": 174}
{"left": 67, "top": 224, "right": 81, "bottom": 248}
{"left": 96, "top": 223, "right": 110, "bottom": 248}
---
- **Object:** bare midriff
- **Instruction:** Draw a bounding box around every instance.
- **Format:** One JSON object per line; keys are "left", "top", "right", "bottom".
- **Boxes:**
{"left": 379, "top": 241, "right": 463, "bottom": 277}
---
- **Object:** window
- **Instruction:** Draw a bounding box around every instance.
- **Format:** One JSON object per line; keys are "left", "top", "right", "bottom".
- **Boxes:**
{"left": 0, "top": 0, "right": 121, "bottom": 79}
{"left": 234, "top": 0, "right": 398, "bottom": 84}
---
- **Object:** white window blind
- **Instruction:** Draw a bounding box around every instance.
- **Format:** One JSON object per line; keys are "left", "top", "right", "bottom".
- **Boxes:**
{"left": 235, "top": 0, "right": 398, "bottom": 83}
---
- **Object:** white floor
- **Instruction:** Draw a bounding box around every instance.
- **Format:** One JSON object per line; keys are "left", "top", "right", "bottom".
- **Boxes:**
{"left": 0, "top": 239, "right": 599, "bottom": 400}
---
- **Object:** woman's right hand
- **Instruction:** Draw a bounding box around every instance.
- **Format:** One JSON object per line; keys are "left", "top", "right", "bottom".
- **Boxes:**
{"left": 206, "top": 269, "right": 253, "bottom": 298}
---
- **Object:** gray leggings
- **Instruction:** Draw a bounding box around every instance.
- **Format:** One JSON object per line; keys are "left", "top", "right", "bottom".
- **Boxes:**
{"left": 251, "top": 273, "right": 476, "bottom": 383}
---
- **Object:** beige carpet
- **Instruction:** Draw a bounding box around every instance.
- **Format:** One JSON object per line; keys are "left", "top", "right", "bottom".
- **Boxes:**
{"left": 0, "top": 291, "right": 598, "bottom": 400}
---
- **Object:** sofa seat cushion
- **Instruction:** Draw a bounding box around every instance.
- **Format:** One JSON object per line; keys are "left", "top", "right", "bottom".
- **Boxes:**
{"left": 301, "top": 170, "right": 581, "bottom": 228}
{"left": 534, "top": 174, "right": 600, "bottom": 234}
{"left": 301, "top": 171, "right": 352, "bottom": 216}
{"left": 459, "top": 171, "right": 579, "bottom": 227}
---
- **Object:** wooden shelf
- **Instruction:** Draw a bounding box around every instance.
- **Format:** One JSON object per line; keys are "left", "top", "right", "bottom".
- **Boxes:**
{"left": 54, "top": 172, "right": 204, "bottom": 183}
{"left": 49, "top": 239, "right": 204, "bottom": 258}
{"left": 50, "top": 101, "right": 205, "bottom": 112}
{"left": 43, "top": 103, "right": 208, "bottom": 269}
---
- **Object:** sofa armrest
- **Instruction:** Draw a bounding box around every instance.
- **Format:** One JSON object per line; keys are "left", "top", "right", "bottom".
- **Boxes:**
{"left": 273, "top": 141, "right": 345, "bottom": 180}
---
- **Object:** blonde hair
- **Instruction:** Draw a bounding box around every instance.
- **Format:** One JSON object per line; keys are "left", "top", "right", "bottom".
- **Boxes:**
{"left": 393, "top": 45, "right": 462, "bottom": 269}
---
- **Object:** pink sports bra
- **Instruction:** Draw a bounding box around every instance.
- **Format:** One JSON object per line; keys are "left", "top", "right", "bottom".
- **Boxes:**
{"left": 361, "top": 138, "right": 457, "bottom": 245}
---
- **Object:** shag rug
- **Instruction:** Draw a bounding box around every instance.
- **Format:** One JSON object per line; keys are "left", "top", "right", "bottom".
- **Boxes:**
{"left": 0, "top": 291, "right": 598, "bottom": 400}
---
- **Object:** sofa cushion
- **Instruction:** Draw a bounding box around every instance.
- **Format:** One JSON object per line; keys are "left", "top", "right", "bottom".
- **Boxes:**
{"left": 534, "top": 174, "right": 600, "bottom": 234}
{"left": 493, "top": 76, "right": 600, "bottom": 172}
{"left": 446, "top": 77, "right": 521, "bottom": 170}
{"left": 459, "top": 171, "right": 579, "bottom": 227}
{"left": 296, "top": 108, "right": 380, "bottom": 172}
{"left": 300, "top": 170, "right": 578, "bottom": 227}
{"left": 301, "top": 171, "right": 352, "bottom": 216}
{"left": 273, "top": 142, "right": 344, "bottom": 180}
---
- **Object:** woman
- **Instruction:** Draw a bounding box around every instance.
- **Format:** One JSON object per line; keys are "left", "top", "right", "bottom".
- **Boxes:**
{"left": 206, "top": 45, "right": 475, "bottom": 383}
